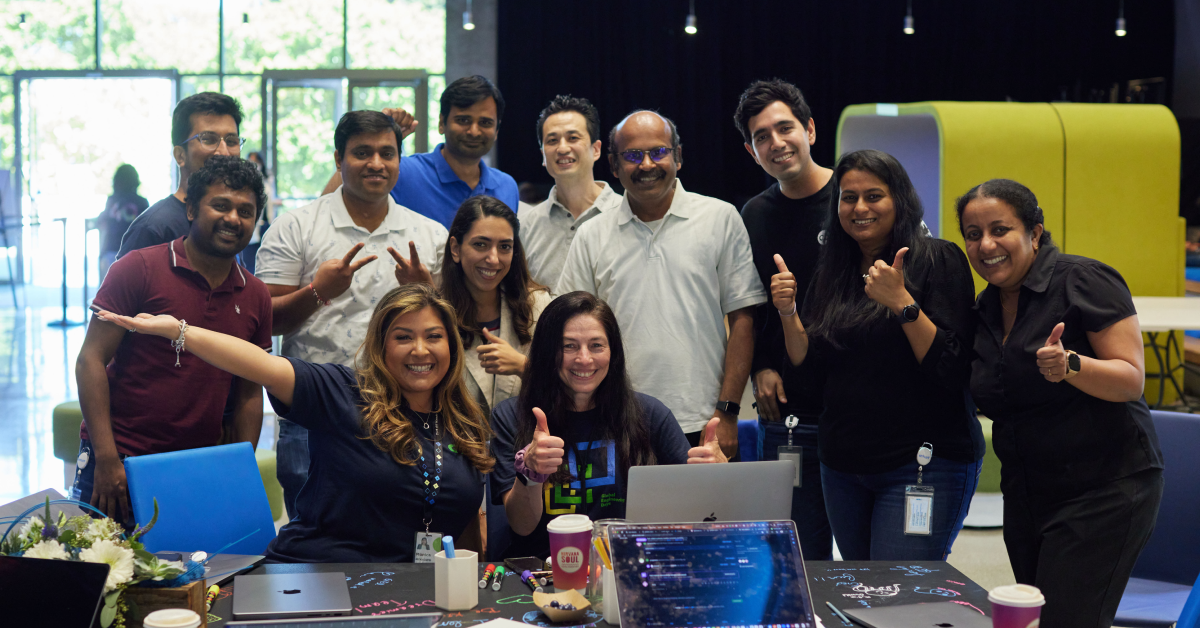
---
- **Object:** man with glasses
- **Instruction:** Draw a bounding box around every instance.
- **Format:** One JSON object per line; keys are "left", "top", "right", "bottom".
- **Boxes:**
{"left": 521, "top": 95, "right": 622, "bottom": 291}
{"left": 117, "top": 92, "right": 245, "bottom": 258}
{"left": 558, "top": 110, "right": 766, "bottom": 458}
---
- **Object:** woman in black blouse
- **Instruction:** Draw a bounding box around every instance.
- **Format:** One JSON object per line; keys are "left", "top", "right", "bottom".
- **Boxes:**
{"left": 773, "top": 149, "right": 983, "bottom": 560}
{"left": 957, "top": 179, "right": 1163, "bottom": 628}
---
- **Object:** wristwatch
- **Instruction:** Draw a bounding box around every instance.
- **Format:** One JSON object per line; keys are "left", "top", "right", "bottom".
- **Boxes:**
{"left": 1064, "top": 350, "right": 1081, "bottom": 379}
{"left": 894, "top": 302, "right": 921, "bottom": 324}
{"left": 715, "top": 400, "right": 741, "bottom": 416}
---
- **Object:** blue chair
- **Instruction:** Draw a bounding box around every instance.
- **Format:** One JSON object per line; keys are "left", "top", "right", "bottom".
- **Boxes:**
{"left": 1178, "top": 573, "right": 1200, "bottom": 628}
{"left": 123, "top": 442, "right": 277, "bottom": 555}
{"left": 1114, "top": 410, "right": 1200, "bottom": 627}
{"left": 737, "top": 419, "right": 759, "bottom": 462}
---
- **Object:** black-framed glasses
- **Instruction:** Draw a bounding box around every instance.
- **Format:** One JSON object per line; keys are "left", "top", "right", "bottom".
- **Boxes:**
{"left": 618, "top": 146, "right": 674, "bottom": 164}
{"left": 180, "top": 132, "right": 246, "bottom": 148}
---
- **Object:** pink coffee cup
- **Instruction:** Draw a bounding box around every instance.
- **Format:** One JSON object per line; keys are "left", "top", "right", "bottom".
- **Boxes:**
{"left": 547, "top": 514, "right": 592, "bottom": 593}
{"left": 989, "top": 584, "right": 1046, "bottom": 628}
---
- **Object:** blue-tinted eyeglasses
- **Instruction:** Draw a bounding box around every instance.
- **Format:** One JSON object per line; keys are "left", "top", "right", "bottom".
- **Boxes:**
{"left": 618, "top": 146, "right": 674, "bottom": 164}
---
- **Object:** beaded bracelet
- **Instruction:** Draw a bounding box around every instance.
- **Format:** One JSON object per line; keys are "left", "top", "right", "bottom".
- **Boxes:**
{"left": 308, "top": 283, "right": 331, "bottom": 307}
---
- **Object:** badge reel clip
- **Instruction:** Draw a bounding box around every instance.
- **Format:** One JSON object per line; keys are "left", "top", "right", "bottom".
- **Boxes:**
{"left": 778, "top": 415, "right": 802, "bottom": 488}
{"left": 904, "top": 443, "right": 934, "bottom": 536}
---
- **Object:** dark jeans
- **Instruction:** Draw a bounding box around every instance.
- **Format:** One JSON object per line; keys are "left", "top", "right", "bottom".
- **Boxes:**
{"left": 821, "top": 457, "right": 980, "bottom": 561}
{"left": 70, "top": 438, "right": 135, "bottom": 527}
{"left": 1004, "top": 469, "right": 1163, "bottom": 628}
{"left": 276, "top": 418, "right": 311, "bottom": 520}
{"left": 757, "top": 418, "right": 833, "bottom": 561}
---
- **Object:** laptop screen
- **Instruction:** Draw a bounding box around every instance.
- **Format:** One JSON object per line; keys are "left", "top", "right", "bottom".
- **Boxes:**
{"left": 608, "top": 521, "right": 815, "bottom": 628}
{"left": 0, "top": 556, "right": 110, "bottom": 626}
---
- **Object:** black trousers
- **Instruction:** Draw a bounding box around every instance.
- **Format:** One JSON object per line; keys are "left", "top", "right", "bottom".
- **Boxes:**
{"left": 1004, "top": 468, "right": 1163, "bottom": 628}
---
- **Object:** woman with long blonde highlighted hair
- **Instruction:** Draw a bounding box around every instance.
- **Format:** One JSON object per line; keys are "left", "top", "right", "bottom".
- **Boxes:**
{"left": 95, "top": 283, "right": 494, "bottom": 563}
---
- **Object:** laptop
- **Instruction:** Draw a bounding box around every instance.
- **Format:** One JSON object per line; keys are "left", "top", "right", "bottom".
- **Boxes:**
{"left": 607, "top": 520, "right": 817, "bottom": 628}
{"left": 844, "top": 602, "right": 992, "bottom": 628}
{"left": 625, "top": 460, "right": 794, "bottom": 522}
{"left": 226, "top": 612, "right": 444, "bottom": 627}
{"left": 232, "top": 572, "right": 354, "bottom": 620}
{"left": 0, "top": 556, "right": 110, "bottom": 627}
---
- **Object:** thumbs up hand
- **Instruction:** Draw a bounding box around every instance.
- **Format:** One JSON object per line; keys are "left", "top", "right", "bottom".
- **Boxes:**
{"left": 771, "top": 254, "right": 798, "bottom": 315}
{"left": 477, "top": 327, "right": 526, "bottom": 376}
{"left": 687, "top": 417, "right": 729, "bottom": 464}
{"left": 864, "top": 247, "right": 913, "bottom": 314}
{"left": 525, "top": 407, "right": 565, "bottom": 476}
{"left": 1035, "top": 322, "right": 1068, "bottom": 382}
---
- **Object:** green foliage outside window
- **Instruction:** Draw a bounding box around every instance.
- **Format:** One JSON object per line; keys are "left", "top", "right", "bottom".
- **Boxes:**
{"left": 101, "top": 0, "right": 220, "bottom": 73}
{"left": 0, "top": 0, "right": 95, "bottom": 73}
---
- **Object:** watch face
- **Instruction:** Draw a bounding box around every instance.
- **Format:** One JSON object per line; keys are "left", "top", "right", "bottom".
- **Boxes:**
{"left": 902, "top": 304, "right": 920, "bottom": 322}
{"left": 1068, "top": 352, "right": 1081, "bottom": 371}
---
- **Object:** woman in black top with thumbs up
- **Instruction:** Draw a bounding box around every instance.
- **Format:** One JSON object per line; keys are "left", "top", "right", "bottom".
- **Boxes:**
{"left": 489, "top": 291, "right": 723, "bottom": 559}
{"left": 957, "top": 179, "right": 1163, "bottom": 628}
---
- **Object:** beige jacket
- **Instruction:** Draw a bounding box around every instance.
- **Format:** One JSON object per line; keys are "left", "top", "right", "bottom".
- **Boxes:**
{"left": 463, "top": 289, "right": 553, "bottom": 418}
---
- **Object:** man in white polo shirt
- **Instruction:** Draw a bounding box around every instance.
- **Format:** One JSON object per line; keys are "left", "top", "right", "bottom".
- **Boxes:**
{"left": 255, "top": 110, "right": 447, "bottom": 516}
{"left": 558, "top": 110, "right": 766, "bottom": 458}
{"left": 522, "top": 95, "right": 622, "bottom": 291}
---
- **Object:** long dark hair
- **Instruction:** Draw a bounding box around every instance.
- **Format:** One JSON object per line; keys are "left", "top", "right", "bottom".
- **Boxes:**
{"left": 804, "top": 149, "right": 931, "bottom": 344}
{"left": 441, "top": 195, "right": 545, "bottom": 346}
{"left": 516, "top": 292, "right": 655, "bottom": 484}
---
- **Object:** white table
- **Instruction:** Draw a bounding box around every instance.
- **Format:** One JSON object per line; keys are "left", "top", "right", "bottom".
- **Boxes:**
{"left": 1132, "top": 297, "right": 1200, "bottom": 408}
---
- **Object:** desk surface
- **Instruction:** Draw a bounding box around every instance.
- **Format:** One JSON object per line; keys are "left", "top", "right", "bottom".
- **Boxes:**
{"left": 1133, "top": 296, "right": 1200, "bottom": 332}
{"left": 207, "top": 561, "right": 992, "bottom": 628}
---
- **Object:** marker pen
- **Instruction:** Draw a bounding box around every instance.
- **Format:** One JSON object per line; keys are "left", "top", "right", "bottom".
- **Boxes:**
{"left": 205, "top": 585, "right": 220, "bottom": 611}
{"left": 442, "top": 536, "right": 456, "bottom": 558}
{"left": 521, "top": 570, "right": 544, "bottom": 593}
{"left": 479, "top": 564, "right": 496, "bottom": 589}
{"left": 491, "top": 566, "right": 507, "bottom": 591}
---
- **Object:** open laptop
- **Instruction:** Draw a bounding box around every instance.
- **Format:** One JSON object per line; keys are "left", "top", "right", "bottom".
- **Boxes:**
{"left": 607, "top": 520, "right": 816, "bottom": 628}
{"left": 625, "top": 460, "right": 794, "bottom": 522}
{"left": 226, "top": 612, "right": 444, "bottom": 627}
{"left": 0, "top": 556, "right": 110, "bottom": 627}
{"left": 233, "top": 572, "right": 353, "bottom": 620}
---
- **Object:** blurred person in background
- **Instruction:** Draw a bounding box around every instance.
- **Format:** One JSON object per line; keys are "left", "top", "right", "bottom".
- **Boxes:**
{"left": 99, "top": 164, "right": 149, "bottom": 283}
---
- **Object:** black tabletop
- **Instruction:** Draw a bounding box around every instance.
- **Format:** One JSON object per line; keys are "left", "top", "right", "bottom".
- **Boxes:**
{"left": 207, "top": 561, "right": 992, "bottom": 627}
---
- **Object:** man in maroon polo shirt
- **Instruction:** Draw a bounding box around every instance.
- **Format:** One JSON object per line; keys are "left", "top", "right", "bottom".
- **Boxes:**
{"left": 74, "top": 156, "right": 273, "bottom": 524}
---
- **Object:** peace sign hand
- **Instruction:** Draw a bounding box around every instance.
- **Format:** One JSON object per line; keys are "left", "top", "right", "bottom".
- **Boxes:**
{"left": 388, "top": 241, "right": 434, "bottom": 286}
{"left": 864, "top": 247, "right": 913, "bottom": 313}
{"left": 312, "top": 243, "right": 378, "bottom": 301}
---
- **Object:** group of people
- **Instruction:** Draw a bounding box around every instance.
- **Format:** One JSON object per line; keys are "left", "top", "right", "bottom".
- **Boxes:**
{"left": 75, "top": 74, "right": 1162, "bottom": 628}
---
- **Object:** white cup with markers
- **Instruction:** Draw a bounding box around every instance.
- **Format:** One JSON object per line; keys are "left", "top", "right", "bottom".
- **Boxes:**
{"left": 434, "top": 536, "right": 479, "bottom": 611}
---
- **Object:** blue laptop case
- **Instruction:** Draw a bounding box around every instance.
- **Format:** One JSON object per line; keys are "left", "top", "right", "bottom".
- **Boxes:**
{"left": 124, "top": 442, "right": 277, "bottom": 555}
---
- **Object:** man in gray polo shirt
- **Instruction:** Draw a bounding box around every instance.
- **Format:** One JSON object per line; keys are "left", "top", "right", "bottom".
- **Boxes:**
{"left": 521, "top": 95, "right": 622, "bottom": 291}
{"left": 558, "top": 110, "right": 766, "bottom": 458}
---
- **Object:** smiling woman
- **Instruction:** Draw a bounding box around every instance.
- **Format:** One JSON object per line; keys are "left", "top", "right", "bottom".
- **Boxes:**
{"left": 93, "top": 283, "right": 494, "bottom": 564}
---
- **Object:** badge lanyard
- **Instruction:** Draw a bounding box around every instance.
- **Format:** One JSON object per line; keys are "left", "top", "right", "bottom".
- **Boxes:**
{"left": 413, "top": 410, "right": 444, "bottom": 563}
{"left": 777, "top": 415, "right": 803, "bottom": 488}
{"left": 904, "top": 442, "right": 934, "bottom": 536}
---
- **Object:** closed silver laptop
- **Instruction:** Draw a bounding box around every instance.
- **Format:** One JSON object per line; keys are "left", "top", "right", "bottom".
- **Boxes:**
{"left": 233, "top": 572, "right": 353, "bottom": 620}
{"left": 625, "top": 460, "right": 794, "bottom": 522}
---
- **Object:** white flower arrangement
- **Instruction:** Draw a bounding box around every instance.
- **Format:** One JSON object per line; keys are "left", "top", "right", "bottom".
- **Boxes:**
{"left": 0, "top": 498, "right": 188, "bottom": 628}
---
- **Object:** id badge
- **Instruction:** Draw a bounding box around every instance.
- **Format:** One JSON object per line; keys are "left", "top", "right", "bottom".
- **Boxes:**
{"left": 904, "top": 485, "right": 934, "bottom": 536}
{"left": 414, "top": 532, "right": 443, "bottom": 563}
{"left": 777, "top": 446, "right": 802, "bottom": 487}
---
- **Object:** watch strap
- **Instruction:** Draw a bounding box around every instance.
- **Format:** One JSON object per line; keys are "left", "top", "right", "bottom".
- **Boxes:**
{"left": 1064, "top": 350, "right": 1081, "bottom": 379}
{"left": 715, "top": 400, "right": 741, "bottom": 416}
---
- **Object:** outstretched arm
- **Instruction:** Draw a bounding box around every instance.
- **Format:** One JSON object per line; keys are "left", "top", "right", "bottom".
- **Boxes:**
{"left": 94, "top": 310, "right": 298, "bottom": 407}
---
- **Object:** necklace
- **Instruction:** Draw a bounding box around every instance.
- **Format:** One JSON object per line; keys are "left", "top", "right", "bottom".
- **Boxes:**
{"left": 1001, "top": 294, "right": 1018, "bottom": 314}
{"left": 411, "top": 407, "right": 440, "bottom": 430}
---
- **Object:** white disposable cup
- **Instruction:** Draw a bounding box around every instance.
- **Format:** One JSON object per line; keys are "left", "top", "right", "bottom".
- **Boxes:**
{"left": 602, "top": 565, "right": 621, "bottom": 625}
{"left": 989, "top": 584, "right": 1046, "bottom": 628}
{"left": 435, "top": 549, "right": 479, "bottom": 611}
{"left": 142, "top": 608, "right": 202, "bottom": 628}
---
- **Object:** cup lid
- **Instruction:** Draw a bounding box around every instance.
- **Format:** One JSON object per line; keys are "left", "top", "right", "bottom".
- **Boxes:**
{"left": 988, "top": 584, "right": 1046, "bottom": 607}
{"left": 143, "top": 608, "right": 202, "bottom": 628}
{"left": 547, "top": 514, "right": 592, "bottom": 534}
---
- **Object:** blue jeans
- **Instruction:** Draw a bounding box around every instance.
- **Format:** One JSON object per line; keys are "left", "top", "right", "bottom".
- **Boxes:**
{"left": 276, "top": 419, "right": 311, "bottom": 520}
{"left": 70, "top": 438, "right": 135, "bottom": 528}
{"left": 757, "top": 418, "right": 833, "bottom": 561}
{"left": 820, "top": 457, "right": 981, "bottom": 560}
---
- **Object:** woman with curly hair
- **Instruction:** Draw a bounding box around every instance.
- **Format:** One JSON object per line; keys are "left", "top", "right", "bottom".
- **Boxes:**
{"left": 94, "top": 283, "right": 493, "bottom": 563}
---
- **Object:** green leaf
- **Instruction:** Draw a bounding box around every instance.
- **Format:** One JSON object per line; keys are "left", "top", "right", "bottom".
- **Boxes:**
{"left": 58, "top": 530, "right": 77, "bottom": 546}
{"left": 133, "top": 548, "right": 155, "bottom": 564}
{"left": 100, "top": 597, "right": 118, "bottom": 627}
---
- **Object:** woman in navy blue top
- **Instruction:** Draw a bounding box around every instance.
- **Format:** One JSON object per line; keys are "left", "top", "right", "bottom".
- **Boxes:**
{"left": 96, "top": 283, "right": 494, "bottom": 563}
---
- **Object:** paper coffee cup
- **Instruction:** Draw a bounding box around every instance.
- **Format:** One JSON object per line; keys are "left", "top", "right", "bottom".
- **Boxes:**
{"left": 143, "top": 608, "right": 202, "bottom": 628}
{"left": 547, "top": 514, "right": 592, "bottom": 593}
{"left": 989, "top": 584, "right": 1045, "bottom": 628}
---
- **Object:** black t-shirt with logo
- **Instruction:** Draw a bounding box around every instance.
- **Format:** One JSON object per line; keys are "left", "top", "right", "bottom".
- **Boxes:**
{"left": 489, "top": 393, "right": 690, "bottom": 558}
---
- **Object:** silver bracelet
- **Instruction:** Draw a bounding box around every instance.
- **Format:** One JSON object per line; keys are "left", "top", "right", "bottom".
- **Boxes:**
{"left": 778, "top": 302, "right": 797, "bottom": 317}
{"left": 171, "top": 319, "right": 188, "bottom": 367}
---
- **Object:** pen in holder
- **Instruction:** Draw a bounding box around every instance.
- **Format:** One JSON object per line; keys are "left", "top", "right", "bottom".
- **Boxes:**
{"left": 434, "top": 549, "right": 479, "bottom": 611}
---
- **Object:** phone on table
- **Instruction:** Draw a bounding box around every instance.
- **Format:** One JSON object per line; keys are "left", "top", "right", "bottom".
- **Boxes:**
{"left": 505, "top": 557, "right": 545, "bottom": 574}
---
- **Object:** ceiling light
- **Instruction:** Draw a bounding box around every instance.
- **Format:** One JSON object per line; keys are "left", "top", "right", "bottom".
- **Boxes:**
{"left": 1115, "top": 0, "right": 1127, "bottom": 36}
{"left": 903, "top": 0, "right": 914, "bottom": 35}
{"left": 684, "top": 0, "right": 697, "bottom": 35}
{"left": 19, "top": 13, "right": 28, "bottom": 29}
{"left": 463, "top": 0, "right": 475, "bottom": 31}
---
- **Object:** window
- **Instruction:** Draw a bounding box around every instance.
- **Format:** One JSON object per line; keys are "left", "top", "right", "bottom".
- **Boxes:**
{"left": 1, "top": 0, "right": 95, "bottom": 72}
{"left": 347, "top": 0, "right": 446, "bottom": 73}
{"left": 101, "top": 0, "right": 220, "bottom": 73}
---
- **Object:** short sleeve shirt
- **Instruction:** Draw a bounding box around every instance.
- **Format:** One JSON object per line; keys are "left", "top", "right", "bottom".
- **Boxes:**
{"left": 557, "top": 181, "right": 768, "bottom": 432}
{"left": 389, "top": 144, "right": 520, "bottom": 228}
{"left": 85, "top": 237, "right": 273, "bottom": 456}
{"left": 255, "top": 189, "right": 448, "bottom": 366}
{"left": 488, "top": 393, "right": 690, "bottom": 559}
{"left": 116, "top": 195, "right": 189, "bottom": 259}
{"left": 266, "top": 359, "right": 485, "bottom": 564}
{"left": 970, "top": 244, "right": 1163, "bottom": 502}
{"left": 522, "top": 182, "right": 622, "bottom": 292}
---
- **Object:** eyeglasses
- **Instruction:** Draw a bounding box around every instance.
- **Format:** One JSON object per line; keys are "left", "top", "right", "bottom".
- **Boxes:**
{"left": 617, "top": 146, "right": 674, "bottom": 164}
{"left": 181, "top": 132, "right": 246, "bottom": 148}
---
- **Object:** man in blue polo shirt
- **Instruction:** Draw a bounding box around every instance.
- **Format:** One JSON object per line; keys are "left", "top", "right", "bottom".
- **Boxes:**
{"left": 322, "top": 76, "right": 519, "bottom": 226}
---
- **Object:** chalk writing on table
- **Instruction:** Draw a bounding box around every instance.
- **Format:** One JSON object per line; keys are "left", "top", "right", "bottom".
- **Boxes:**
{"left": 913, "top": 586, "right": 960, "bottom": 597}
{"left": 496, "top": 595, "right": 535, "bottom": 605}
{"left": 356, "top": 599, "right": 437, "bottom": 616}
{"left": 850, "top": 583, "right": 900, "bottom": 597}
{"left": 952, "top": 600, "right": 987, "bottom": 615}
{"left": 347, "top": 571, "right": 398, "bottom": 589}
{"left": 890, "top": 565, "right": 939, "bottom": 577}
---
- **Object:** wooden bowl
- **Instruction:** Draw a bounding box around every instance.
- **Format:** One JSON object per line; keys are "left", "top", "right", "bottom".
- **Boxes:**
{"left": 532, "top": 589, "right": 591, "bottom": 623}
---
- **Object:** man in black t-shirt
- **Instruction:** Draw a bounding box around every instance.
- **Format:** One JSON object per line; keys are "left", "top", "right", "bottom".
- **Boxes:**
{"left": 734, "top": 79, "right": 835, "bottom": 561}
